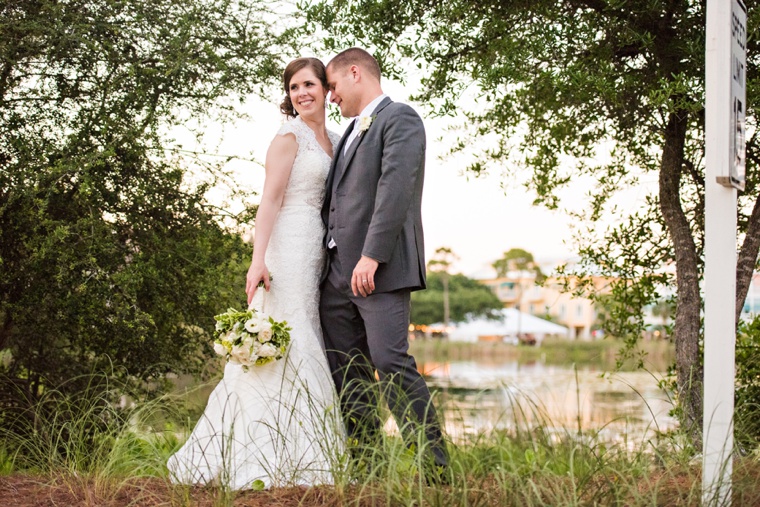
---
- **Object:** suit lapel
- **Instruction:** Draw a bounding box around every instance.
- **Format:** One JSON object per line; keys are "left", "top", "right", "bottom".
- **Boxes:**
{"left": 324, "top": 124, "right": 354, "bottom": 198}
{"left": 337, "top": 97, "right": 393, "bottom": 186}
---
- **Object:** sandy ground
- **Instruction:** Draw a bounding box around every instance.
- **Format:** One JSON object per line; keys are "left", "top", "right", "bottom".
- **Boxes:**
{"left": 0, "top": 475, "right": 354, "bottom": 507}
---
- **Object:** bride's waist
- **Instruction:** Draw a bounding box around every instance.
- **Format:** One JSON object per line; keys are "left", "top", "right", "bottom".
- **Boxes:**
{"left": 280, "top": 196, "right": 322, "bottom": 209}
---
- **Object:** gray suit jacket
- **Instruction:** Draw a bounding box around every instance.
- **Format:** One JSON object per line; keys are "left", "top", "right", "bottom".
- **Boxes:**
{"left": 321, "top": 97, "right": 427, "bottom": 293}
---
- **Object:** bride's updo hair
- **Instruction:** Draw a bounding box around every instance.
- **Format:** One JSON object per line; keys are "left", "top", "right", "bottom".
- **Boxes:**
{"left": 280, "top": 57, "right": 328, "bottom": 118}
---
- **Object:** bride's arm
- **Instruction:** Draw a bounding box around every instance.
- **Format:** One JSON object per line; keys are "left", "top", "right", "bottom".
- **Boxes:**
{"left": 246, "top": 132, "right": 298, "bottom": 304}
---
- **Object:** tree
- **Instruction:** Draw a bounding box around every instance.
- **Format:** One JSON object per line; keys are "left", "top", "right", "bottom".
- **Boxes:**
{"left": 0, "top": 0, "right": 288, "bottom": 422}
{"left": 492, "top": 249, "right": 545, "bottom": 340}
{"left": 492, "top": 248, "right": 545, "bottom": 282}
{"left": 411, "top": 272, "right": 503, "bottom": 326}
{"left": 305, "top": 1, "right": 760, "bottom": 445}
{"left": 427, "top": 246, "right": 459, "bottom": 331}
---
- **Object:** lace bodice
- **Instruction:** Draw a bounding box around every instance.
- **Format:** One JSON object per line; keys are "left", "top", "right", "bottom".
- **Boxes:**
{"left": 277, "top": 116, "right": 341, "bottom": 209}
{"left": 255, "top": 116, "right": 339, "bottom": 328}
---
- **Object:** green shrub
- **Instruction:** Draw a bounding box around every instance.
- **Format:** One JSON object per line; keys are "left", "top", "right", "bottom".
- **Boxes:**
{"left": 736, "top": 315, "right": 760, "bottom": 452}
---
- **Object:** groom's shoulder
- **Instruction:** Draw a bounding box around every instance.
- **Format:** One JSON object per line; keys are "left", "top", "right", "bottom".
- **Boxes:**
{"left": 380, "top": 101, "right": 423, "bottom": 125}
{"left": 383, "top": 101, "right": 419, "bottom": 116}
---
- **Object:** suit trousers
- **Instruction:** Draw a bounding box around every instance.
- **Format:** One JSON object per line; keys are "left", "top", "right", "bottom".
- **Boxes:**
{"left": 319, "top": 248, "right": 448, "bottom": 467}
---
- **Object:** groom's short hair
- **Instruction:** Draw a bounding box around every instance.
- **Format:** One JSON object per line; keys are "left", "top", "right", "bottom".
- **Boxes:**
{"left": 328, "top": 47, "right": 381, "bottom": 82}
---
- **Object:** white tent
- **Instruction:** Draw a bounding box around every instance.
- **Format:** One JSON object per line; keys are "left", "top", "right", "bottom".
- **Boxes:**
{"left": 446, "top": 308, "right": 569, "bottom": 344}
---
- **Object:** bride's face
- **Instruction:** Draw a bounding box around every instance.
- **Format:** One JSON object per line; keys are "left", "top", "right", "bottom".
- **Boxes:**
{"left": 288, "top": 67, "right": 327, "bottom": 118}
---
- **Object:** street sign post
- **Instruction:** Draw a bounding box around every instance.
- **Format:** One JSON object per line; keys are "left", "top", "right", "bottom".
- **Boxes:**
{"left": 704, "top": 0, "right": 745, "bottom": 504}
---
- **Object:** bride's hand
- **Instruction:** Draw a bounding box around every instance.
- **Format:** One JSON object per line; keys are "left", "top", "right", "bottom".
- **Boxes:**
{"left": 246, "top": 262, "right": 270, "bottom": 303}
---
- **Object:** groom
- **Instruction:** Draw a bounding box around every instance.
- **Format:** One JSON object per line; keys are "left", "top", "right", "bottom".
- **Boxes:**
{"left": 319, "top": 47, "right": 449, "bottom": 474}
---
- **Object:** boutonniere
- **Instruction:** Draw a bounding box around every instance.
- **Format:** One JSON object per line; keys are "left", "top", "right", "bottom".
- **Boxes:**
{"left": 357, "top": 115, "right": 375, "bottom": 135}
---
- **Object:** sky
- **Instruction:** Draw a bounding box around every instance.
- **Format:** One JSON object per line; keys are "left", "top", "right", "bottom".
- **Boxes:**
{"left": 177, "top": 75, "right": 639, "bottom": 278}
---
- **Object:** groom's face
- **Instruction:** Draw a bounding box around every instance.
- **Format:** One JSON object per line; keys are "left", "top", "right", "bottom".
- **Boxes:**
{"left": 327, "top": 64, "right": 360, "bottom": 118}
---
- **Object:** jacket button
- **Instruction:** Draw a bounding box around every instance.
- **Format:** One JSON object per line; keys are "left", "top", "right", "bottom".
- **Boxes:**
{"left": 329, "top": 225, "right": 334, "bottom": 230}
{"left": 330, "top": 207, "right": 335, "bottom": 212}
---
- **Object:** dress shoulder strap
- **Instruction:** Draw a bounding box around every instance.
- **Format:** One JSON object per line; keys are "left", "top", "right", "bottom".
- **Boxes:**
{"left": 276, "top": 116, "right": 310, "bottom": 145}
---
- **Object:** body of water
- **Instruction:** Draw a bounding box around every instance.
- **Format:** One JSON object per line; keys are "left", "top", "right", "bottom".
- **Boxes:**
{"left": 411, "top": 357, "right": 676, "bottom": 448}
{"left": 182, "top": 341, "right": 677, "bottom": 449}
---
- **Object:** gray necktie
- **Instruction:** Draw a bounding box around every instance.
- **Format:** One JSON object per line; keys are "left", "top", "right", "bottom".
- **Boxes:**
{"left": 343, "top": 118, "right": 360, "bottom": 154}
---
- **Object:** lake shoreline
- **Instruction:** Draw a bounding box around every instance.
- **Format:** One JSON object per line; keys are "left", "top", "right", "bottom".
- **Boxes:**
{"left": 409, "top": 336, "right": 675, "bottom": 372}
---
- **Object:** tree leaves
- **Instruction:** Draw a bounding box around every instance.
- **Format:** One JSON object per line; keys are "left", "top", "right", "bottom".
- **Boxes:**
{"left": 411, "top": 272, "right": 503, "bottom": 325}
{"left": 304, "top": 0, "right": 760, "bottom": 442}
{"left": 0, "top": 0, "right": 290, "bottom": 411}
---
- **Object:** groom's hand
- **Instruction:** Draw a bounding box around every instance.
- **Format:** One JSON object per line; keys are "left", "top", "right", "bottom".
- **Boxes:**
{"left": 352, "top": 256, "right": 379, "bottom": 297}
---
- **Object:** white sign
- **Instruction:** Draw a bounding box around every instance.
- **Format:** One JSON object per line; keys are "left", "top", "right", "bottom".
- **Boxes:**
{"left": 719, "top": 0, "right": 747, "bottom": 190}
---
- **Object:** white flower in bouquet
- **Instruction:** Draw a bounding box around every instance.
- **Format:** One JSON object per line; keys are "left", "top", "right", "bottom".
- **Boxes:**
{"left": 231, "top": 343, "right": 252, "bottom": 363}
{"left": 213, "top": 342, "right": 227, "bottom": 356}
{"left": 244, "top": 315, "right": 263, "bottom": 333}
{"left": 258, "top": 327, "right": 273, "bottom": 342}
{"left": 258, "top": 343, "right": 278, "bottom": 357}
{"left": 241, "top": 336, "right": 256, "bottom": 357}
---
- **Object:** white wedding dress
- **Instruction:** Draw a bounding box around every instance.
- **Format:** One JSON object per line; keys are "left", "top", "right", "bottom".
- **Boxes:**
{"left": 168, "top": 116, "right": 343, "bottom": 489}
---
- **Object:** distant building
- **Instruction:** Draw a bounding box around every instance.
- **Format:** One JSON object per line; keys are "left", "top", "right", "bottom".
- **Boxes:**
{"left": 480, "top": 262, "right": 760, "bottom": 340}
{"left": 741, "top": 271, "right": 760, "bottom": 320}
{"left": 480, "top": 272, "right": 611, "bottom": 340}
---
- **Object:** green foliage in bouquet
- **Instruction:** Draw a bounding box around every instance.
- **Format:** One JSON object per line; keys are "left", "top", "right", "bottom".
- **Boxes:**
{"left": 213, "top": 308, "right": 291, "bottom": 368}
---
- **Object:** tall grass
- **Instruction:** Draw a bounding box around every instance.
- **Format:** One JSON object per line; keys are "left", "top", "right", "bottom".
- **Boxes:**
{"left": 1, "top": 370, "right": 758, "bottom": 506}
{"left": 0, "top": 373, "right": 177, "bottom": 503}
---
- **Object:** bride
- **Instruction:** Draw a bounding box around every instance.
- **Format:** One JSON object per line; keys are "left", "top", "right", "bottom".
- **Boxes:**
{"left": 167, "top": 57, "right": 344, "bottom": 489}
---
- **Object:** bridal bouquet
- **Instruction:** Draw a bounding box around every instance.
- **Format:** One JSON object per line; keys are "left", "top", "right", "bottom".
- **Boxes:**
{"left": 212, "top": 307, "right": 291, "bottom": 369}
